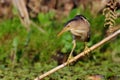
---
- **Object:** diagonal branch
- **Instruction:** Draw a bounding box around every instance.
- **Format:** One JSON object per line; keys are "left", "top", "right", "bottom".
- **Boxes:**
{"left": 34, "top": 29, "right": 120, "bottom": 80}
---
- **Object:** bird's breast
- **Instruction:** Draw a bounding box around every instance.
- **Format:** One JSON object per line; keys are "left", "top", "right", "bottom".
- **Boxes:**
{"left": 70, "top": 29, "right": 89, "bottom": 42}
{"left": 71, "top": 29, "right": 86, "bottom": 36}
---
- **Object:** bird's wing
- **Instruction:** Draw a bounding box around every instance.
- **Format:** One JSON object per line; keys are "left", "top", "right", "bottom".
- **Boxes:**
{"left": 64, "top": 18, "right": 78, "bottom": 27}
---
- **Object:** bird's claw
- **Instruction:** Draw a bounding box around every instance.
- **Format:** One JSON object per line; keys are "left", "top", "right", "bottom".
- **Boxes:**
{"left": 84, "top": 46, "right": 91, "bottom": 55}
{"left": 67, "top": 54, "right": 73, "bottom": 63}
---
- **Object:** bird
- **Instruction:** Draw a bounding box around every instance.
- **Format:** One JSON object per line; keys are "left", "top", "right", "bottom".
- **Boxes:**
{"left": 57, "top": 15, "right": 90, "bottom": 62}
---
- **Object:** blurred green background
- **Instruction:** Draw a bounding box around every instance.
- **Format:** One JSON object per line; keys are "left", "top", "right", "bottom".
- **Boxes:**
{"left": 0, "top": 0, "right": 120, "bottom": 80}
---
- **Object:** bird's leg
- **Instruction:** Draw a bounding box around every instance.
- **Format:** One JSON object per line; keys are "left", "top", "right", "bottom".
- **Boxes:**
{"left": 84, "top": 42, "right": 91, "bottom": 54}
{"left": 67, "top": 39, "right": 76, "bottom": 63}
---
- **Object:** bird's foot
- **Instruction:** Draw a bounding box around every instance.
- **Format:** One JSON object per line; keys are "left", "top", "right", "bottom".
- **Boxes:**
{"left": 84, "top": 46, "right": 91, "bottom": 55}
{"left": 84, "top": 45, "right": 89, "bottom": 51}
{"left": 67, "top": 54, "right": 73, "bottom": 64}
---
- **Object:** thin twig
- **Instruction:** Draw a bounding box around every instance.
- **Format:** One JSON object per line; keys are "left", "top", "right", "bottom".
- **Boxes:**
{"left": 34, "top": 29, "right": 120, "bottom": 80}
{"left": 30, "top": 21, "right": 46, "bottom": 34}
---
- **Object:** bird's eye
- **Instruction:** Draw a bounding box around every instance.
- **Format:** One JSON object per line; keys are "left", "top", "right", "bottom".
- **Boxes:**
{"left": 79, "top": 17, "right": 83, "bottom": 20}
{"left": 67, "top": 26, "right": 70, "bottom": 27}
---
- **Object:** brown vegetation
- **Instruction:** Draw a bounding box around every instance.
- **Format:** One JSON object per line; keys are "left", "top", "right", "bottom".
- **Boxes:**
{"left": 0, "top": 0, "right": 120, "bottom": 19}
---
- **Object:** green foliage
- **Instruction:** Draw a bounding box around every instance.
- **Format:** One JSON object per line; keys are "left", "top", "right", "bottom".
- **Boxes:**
{"left": 0, "top": 7, "right": 120, "bottom": 80}
{"left": 37, "top": 11, "right": 55, "bottom": 27}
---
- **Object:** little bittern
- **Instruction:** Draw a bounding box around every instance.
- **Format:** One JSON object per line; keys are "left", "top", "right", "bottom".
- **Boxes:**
{"left": 58, "top": 15, "right": 90, "bottom": 61}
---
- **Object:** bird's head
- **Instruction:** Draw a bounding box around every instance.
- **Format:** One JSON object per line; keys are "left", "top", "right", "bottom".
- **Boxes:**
{"left": 57, "top": 14, "right": 88, "bottom": 37}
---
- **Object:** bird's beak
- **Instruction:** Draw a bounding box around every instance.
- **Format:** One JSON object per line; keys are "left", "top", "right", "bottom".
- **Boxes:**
{"left": 57, "top": 26, "right": 70, "bottom": 37}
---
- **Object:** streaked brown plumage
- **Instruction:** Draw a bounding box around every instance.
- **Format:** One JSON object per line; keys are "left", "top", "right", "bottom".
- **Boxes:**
{"left": 58, "top": 15, "right": 90, "bottom": 61}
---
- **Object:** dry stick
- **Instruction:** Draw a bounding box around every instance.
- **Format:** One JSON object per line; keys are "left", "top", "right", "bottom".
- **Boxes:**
{"left": 12, "top": 0, "right": 45, "bottom": 33}
{"left": 34, "top": 29, "right": 120, "bottom": 80}
{"left": 12, "top": 0, "right": 31, "bottom": 29}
